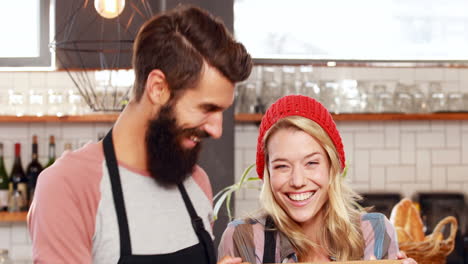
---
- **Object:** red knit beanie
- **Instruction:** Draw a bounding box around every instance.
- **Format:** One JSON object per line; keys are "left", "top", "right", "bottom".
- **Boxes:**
{"left": 256, "top": 95, "right": 345, "bottom": 179}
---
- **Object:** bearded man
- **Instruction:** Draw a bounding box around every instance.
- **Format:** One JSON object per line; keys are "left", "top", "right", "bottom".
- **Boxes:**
{"left": 28, "top": 5, "right": 252, "bottom": 264}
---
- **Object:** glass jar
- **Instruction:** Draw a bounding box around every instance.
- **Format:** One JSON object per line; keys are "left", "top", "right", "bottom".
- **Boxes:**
{"left": 8, "top": 189, "right": 24, "bottom": 213}
{"left": 260, "top": 67, "right": 282, "bottom": 111}
{"left": 427, "top": 81, "right": 446, "bottom": 112}
{"left": 47, "top": 89, "right": 65, "bottom": 117}
{"left": 447, "top": 92, "right": 464, "bottom": 112}
{"left": 0, "top": 249, "right": 13, "bottom": 264}
{"left": 27, "top": 89, "right": 45, "bottom": 117}
{"left": 8, "top": 89, "right": 25, "bottom": 117}
{"left": 281, "top": 66, "right": 299, "bottom": 95}
{"left": 338, "top": 79, "right": 361, "bottom": 113}
{"left": 394, "top": 83, "right": 413, "bottom": 113}
{"left": 373, "top": 84, "right": 394, "bottom": 113}
{"left": 235, "top": 82, "right": 258, "bottom": 114}
{"left": 298, "top": 65, "right": 320, "bottom": 99}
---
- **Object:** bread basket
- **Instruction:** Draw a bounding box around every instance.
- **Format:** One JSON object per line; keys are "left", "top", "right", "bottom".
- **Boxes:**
{"left": 398, "top": 216, "right": 458, "bottom": 264}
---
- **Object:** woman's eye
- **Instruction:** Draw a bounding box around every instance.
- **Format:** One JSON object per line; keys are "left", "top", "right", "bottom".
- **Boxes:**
{"left": 307, "top": 161, "right": 318, "bottom": 166}
{"left": 273, "top": 164, "right": 287, "bottom": 170}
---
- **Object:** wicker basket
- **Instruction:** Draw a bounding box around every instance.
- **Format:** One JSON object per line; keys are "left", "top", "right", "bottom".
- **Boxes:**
{"left": 398, "top": 216, "right": 458, "bottom": 264}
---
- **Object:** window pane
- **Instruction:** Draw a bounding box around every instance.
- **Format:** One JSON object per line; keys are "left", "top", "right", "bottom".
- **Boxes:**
{"left": 234, "top": 0, "right": 468, "bottom": 61}
{"left": 0, "top": 0, "right": 40, "bottom": 58}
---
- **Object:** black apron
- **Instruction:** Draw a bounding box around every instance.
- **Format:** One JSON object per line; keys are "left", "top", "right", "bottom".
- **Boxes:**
{"left": 262, "top": 216, "right": 276, "bottom": 263}
{"left": 103, "top": 129, "right": 217, "bottom": 264}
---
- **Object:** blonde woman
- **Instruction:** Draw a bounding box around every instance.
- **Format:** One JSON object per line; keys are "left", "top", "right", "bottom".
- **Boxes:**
{"left": 218, "top": 95, "right": 416, "bottom": 263}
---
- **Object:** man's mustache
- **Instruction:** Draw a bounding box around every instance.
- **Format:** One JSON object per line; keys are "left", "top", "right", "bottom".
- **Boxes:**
{"left": 181, "top": 128, "right": 210, "bottom": 139}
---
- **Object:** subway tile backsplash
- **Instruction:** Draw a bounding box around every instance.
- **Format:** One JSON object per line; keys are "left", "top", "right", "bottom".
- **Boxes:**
{"left": 1, "top": 67, "right": 468, "bottom": 262}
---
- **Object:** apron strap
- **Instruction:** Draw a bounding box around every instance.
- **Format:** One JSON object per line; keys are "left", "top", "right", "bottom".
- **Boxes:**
{"left": 178, "top": 183, "right": 217, "bottom": 264}
{"left": 103, "top": 129, "right": 132, "bottom": 257}
{"left": 263, "top": 215, "right": 276, "bottom": 263}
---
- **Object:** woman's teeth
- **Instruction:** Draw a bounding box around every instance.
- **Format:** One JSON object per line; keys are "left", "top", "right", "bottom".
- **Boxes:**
{"left": 190, "top": 136, "right": 200, "bottom": 143}
{"left": 288, "top": 192, "right": 315, "bottom": 201}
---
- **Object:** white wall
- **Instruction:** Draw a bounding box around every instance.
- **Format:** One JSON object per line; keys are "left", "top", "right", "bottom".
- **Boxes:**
{"left": 0, "top": 222, "right": 31, "bottom": 263}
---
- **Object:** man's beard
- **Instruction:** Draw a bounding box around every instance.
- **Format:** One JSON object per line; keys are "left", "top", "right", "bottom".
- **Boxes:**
{"left": 145, "top": 104, "right": 208, "bottom": 186}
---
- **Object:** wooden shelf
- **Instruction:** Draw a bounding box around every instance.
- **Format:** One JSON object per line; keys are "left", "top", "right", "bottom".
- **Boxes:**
{"left": 234, "top": 112, "right": 468, "bottom": 123}
{"left": 234, "top": 113, "right": 264, "bottom": 122}
{"left": 0, "top": 114, "right": 118, "bottom": 123}
{"left": 0, "top": 212, "right": 28, "bottom": 222}
{"left": 1, "top": 112, "right": 468, "bottom": 123}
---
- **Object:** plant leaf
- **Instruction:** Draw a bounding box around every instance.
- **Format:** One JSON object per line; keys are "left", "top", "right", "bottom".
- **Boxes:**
{"left": 213, "top": 185, "right": 234, "bottom": 201}
{"left": 226, "top": 191, "right": 233, "bottom": 220}
{"left": 238, "top": 163, "right": 256, "bottom": 185}
{"left": 213, "top": 163, "right": 258, "bottom": 221}
{"left": 213, "top": 189, "right": 234, "bottom": 220}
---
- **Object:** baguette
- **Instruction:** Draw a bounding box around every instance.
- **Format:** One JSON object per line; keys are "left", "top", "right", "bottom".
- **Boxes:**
{"left": 390, "top": 198, "right": 425, "bottom": 243}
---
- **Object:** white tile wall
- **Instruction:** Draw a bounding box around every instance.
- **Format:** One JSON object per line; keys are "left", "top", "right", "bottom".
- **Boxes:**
{"left": 355, "top": 132, "right": 385, "bottom": 148}
{"left": 384, "top": 123, "right": 400, "bottom": 148}
{"left": 1, "top": 67, "right": 468, "bottom": 261}
{"left": 416, "top": 150, "right": 431, "bottom": 182}
{"left": 0, "top": 223, "right": 11, "bottom": 249}
{"left": 354, "top": 150, "right": 370, "bottom": 182}
{"left": 370, "top": 167, "right": 386, "bottom": 190}
{"left": 0, "top": 223, "right": 30, "bottom": 263}
{"left": 401, "top": 133, "right": 415, "bottom": 164}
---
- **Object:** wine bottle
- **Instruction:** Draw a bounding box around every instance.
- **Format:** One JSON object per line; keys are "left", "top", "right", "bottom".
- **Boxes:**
{"left": 26, "top": 135, "right": 43, "bottom": 205}
{"left": 45, "top": 135, "right": 56, "bottom": 168}
{"left": 63, "top": 142, "right": 72, "bottom": 153}
{"left": 0, "top": 143, "right": 9, "bottom": 211}
{"left": 97, "top": 132, "right": 105, "bottom": 141}
{"left": 10, "top": 143, "right": 28, "bottom": 211}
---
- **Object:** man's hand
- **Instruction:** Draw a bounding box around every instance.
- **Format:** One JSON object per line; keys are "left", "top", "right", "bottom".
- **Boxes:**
{"left": 217, "top": 255, "right": 249, "bottom": 264}
{"left": 396, "top": 251, "right": 417, "bottom": 264}
{"left": 369, "top": 251, "right": 417, "bottom": 263}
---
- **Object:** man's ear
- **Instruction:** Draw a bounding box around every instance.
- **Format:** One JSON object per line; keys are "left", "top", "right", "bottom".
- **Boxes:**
{"left": 145, "top": 69, "right": 170, "bottom": 105}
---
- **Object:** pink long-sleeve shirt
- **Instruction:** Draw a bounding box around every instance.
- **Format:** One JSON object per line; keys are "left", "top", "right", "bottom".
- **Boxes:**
{"left": 28, "top": 141, "right": 214, "bottom": 264}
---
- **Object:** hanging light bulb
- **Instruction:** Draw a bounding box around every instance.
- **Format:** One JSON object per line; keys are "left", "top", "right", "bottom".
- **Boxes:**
{"left": 94, "top": 0, "right": 125, "bottom": 19}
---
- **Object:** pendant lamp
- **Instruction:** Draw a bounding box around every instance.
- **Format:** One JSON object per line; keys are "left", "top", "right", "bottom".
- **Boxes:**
{"left": 50, "top": 0, "right": 155, "bottom": 111}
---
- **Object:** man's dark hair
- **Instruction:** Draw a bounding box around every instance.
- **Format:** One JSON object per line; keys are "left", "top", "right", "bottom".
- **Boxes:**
{"left": 132, "top": 5, "right": 253, "bottom": 101}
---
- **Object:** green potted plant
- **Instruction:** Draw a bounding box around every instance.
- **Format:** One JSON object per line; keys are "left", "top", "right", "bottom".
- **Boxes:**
{"left": 213, "top": 163, "right": 260, "bottom": 221}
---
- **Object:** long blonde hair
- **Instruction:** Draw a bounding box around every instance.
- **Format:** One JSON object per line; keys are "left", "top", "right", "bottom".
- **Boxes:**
{"left": 259, "top": 116, "right": 365, "bottom": 261}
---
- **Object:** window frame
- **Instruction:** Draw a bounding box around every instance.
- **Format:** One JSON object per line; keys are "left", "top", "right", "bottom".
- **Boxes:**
{"left": 0, "top": 0, "right": 53, "bottom": 68}
{"left": 234, "top": 0, "right": 468, "bottom": 67}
